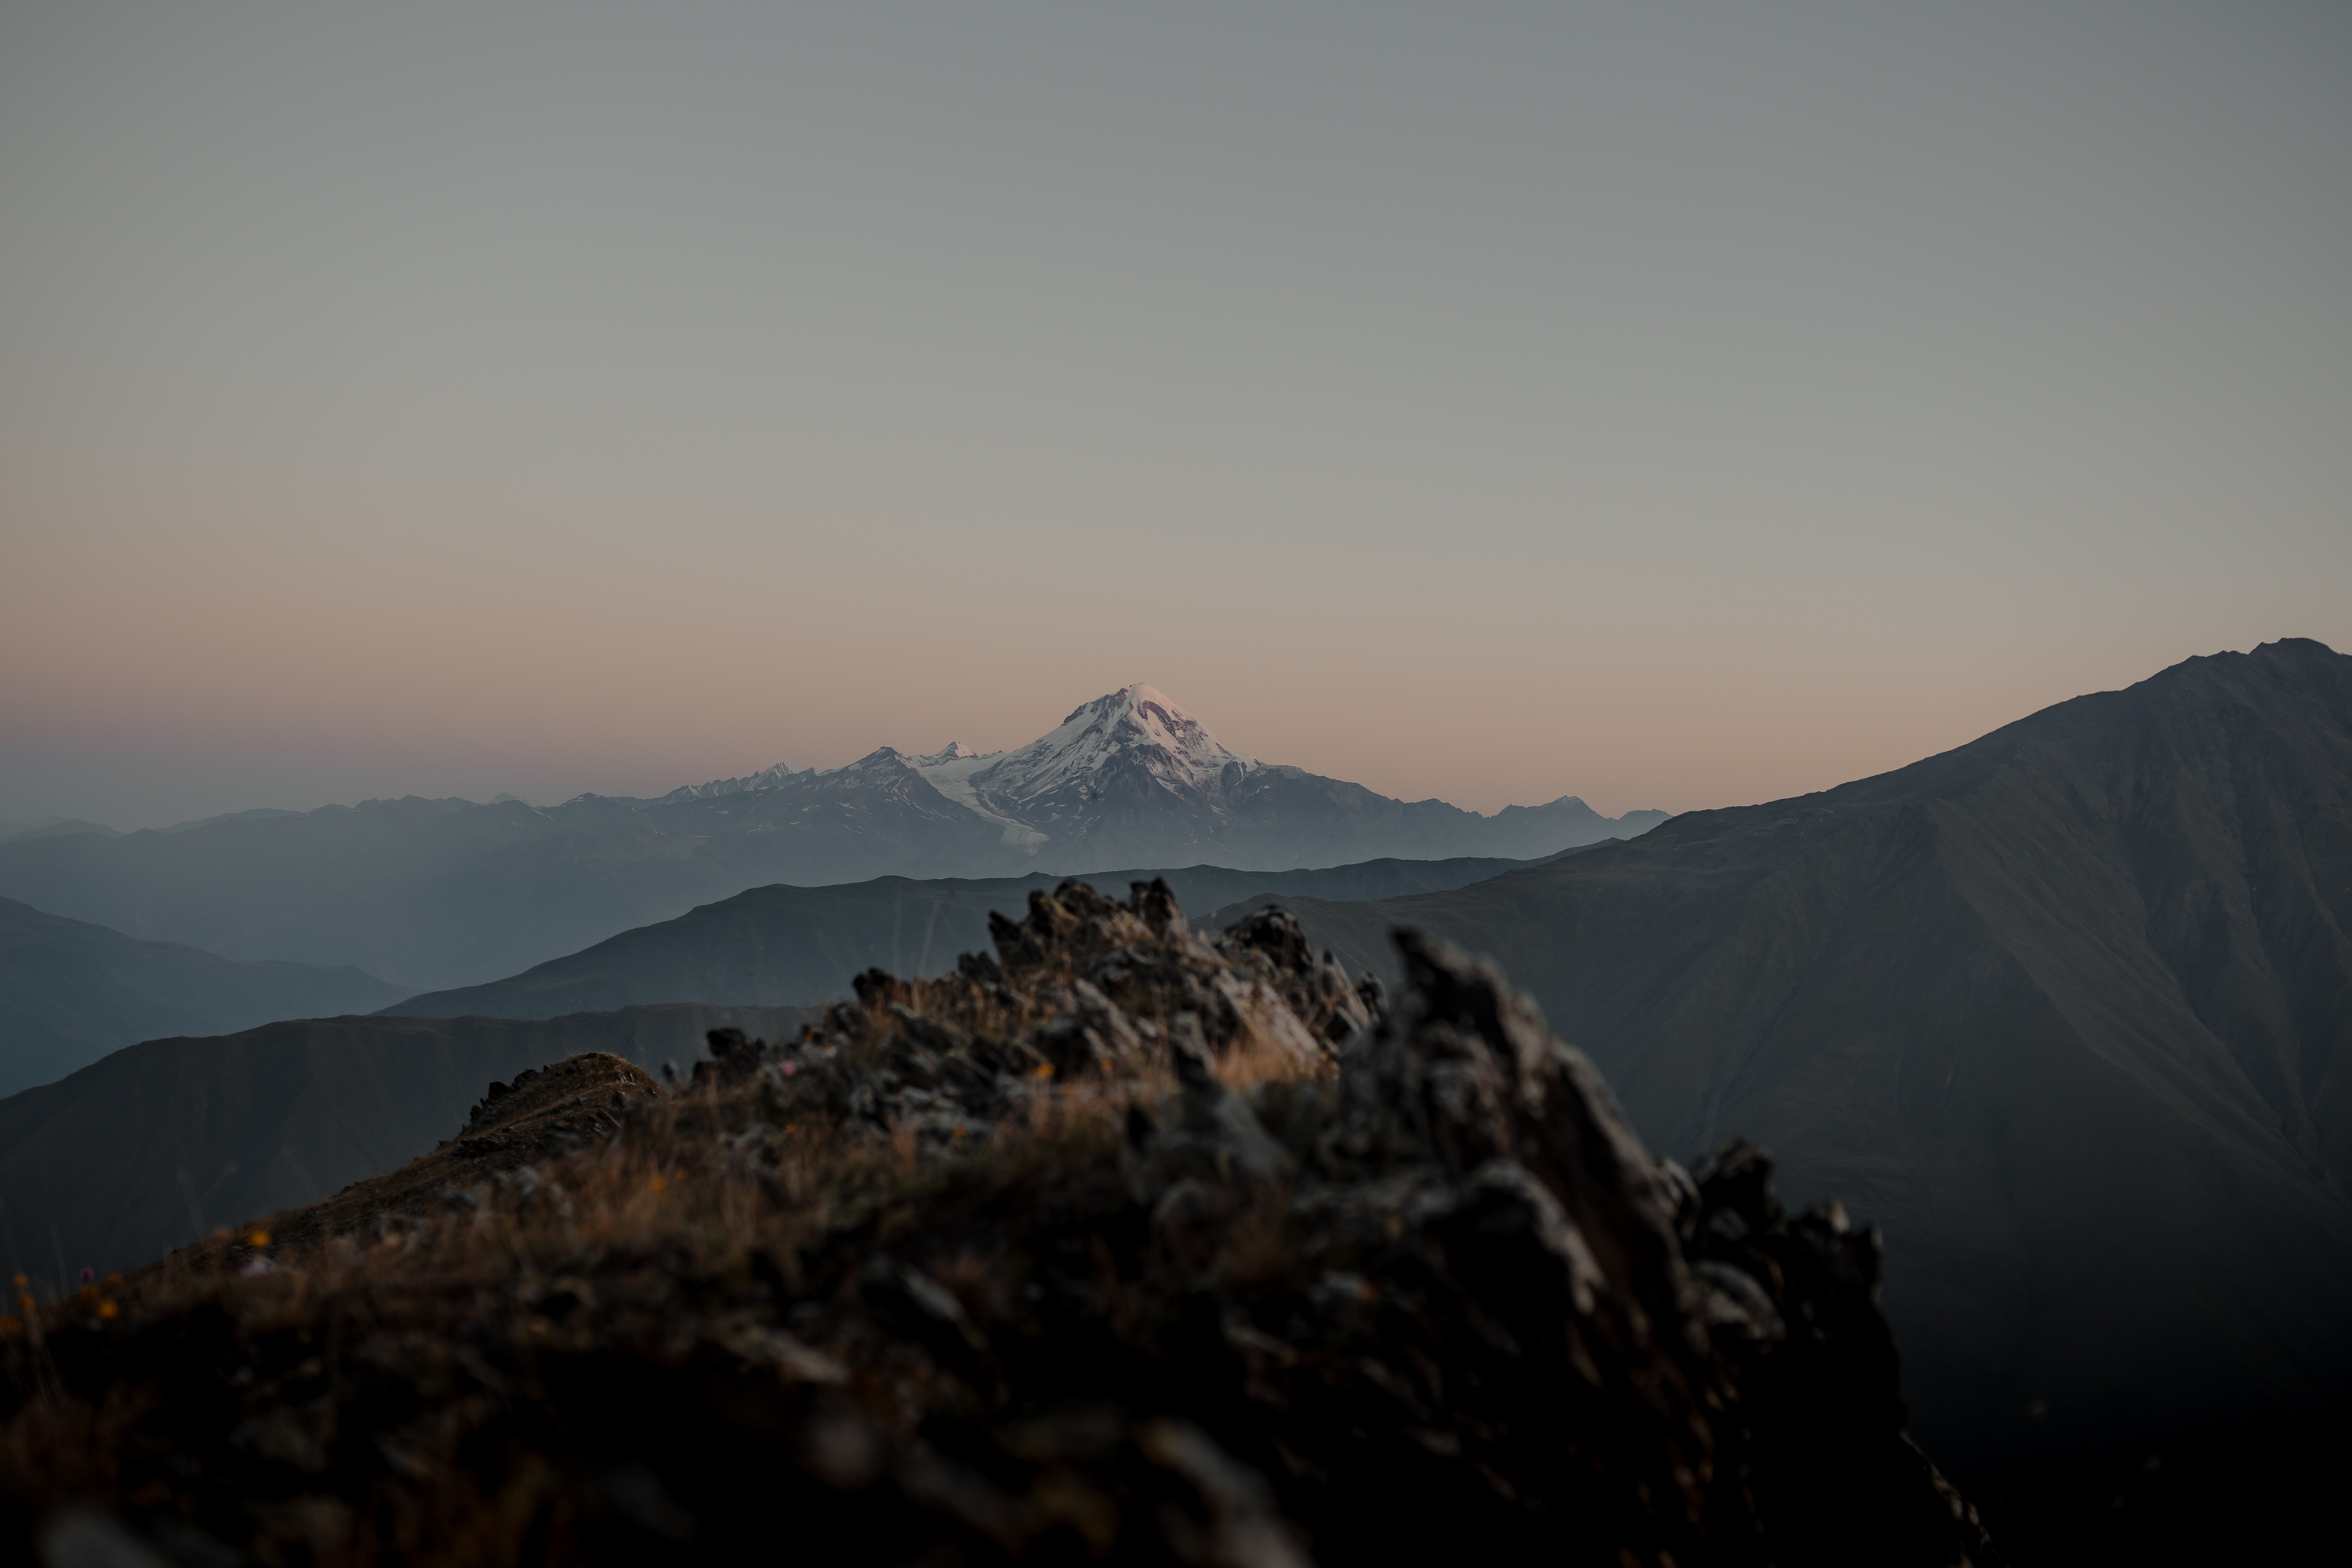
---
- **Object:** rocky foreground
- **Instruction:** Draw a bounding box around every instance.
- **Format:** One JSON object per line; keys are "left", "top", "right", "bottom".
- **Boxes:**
{"left": 0, "top": 880, "right": 1995, "bottom": 1566}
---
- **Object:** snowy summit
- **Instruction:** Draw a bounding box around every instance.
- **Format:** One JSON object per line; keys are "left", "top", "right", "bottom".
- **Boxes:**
{"left": 954, "top": 684, "right": 1253, "bottom": 807}
{"left": 640, "top": 681, "right": 1658, "bottom": 872}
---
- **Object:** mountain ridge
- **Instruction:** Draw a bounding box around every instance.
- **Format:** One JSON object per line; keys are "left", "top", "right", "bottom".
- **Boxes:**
{"left": 0, "top": 686, "right": 1663, "bottom": 989}
{"left": 1207, "top": 638, "right": 2352, "bottom": 1486}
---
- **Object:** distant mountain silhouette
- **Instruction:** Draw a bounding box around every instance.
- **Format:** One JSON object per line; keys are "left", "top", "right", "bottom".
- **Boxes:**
{"left": 0, "top": 818, "right": 122, "bottom": 844}
{"left": 385, "top": 850, "right": 1604, "bottom": 1020}
{"left": 0, "top": 687, "right": 1662, "bottom": 989}
{"left": 0, "top": 897, "right": 405, "bottom": 1096}
{"left": 0, "top": 1004, "right": 804, "bottom": 1280}
{"left": 1217, "top": 639, "right": 2352, "bottom": 1487}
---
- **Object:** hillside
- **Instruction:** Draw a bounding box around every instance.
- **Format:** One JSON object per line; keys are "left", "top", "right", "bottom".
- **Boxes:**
{"left": 0, "top": 1003, "right": 802, "bottom": 1280}
{"left": 0, "top": 883, "right": 1992, "bottom": 1566}
{"left": 1220, "top": 639, "right": 2352, "bottom": 1489}
{"left": 383, "top": 850, "right": 1599, "bottom": 1019}
{"left": 0, "top": 686, "right": 1661, "bottom": 990}
{"left": 0, "top": 897, "right": 405, "bottom": 1096}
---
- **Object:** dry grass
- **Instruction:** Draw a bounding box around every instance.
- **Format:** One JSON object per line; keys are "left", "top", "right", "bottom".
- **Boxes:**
{"left": 4, "top": 1012, "right": 1218, "bottom": 1389}
{"left": 0, "top": 884, "right": 1373, "bottom": 1564}
{"left": 0, "top": 1056, "right": 1189, "bottom": 1559}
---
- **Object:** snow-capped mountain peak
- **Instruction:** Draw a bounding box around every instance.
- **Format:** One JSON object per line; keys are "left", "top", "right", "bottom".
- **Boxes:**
{"left": 660, "top": 760, "right": 808, "bottom": 802}
{"left": 948, "top": 684, "right": 1254, "bottom": 809}
{"left": 911, "top": 741, "right": 990, "bottom": 767}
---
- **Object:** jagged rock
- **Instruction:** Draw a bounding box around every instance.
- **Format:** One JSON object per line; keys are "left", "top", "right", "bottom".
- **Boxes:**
{"left": 691, "top": 877, "right": 1361, "bottom": 1149}
{"left": 0, "top": 884, "right": 1995, "bottom": 1567}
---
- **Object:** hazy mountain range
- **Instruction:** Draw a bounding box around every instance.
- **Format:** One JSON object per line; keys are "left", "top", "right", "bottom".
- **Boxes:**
{"left": 0, "top": 817, "right": 125, "bottom": 845}
{"left": 0, "top": 684, "right": 1663, "bottom": 990}
{"left": 0, "top": 896, "right": 405, "bottom": 1096}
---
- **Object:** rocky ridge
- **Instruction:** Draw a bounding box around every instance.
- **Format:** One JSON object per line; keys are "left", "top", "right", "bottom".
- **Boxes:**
{"left": 0, "top": 880, "right": 1989, "bottom": 1565}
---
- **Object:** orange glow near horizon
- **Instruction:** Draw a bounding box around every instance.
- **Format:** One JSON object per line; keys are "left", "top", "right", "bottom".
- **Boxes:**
{"left": 3, "top": 3, "right": 2347, "bottom": 829}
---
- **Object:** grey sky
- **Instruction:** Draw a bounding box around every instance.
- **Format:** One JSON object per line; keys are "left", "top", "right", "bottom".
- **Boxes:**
{"left": 3, "top": 2, "right": 2347, "bottom": 828}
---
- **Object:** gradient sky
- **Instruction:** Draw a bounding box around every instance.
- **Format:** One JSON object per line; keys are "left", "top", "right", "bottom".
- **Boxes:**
{"left": 3, "top": 1, "right": 2347, "bottom": 829}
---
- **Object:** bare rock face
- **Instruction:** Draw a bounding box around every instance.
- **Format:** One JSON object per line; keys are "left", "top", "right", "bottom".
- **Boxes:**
{"left": 0, "top": 880, "right": 1994, "bottom": 1566}
{"left": 691, "top": 880, "right": 1370, "bottom": 1144}
{"left": 666, "top": 884, "right": 1994, "bottom": 1564}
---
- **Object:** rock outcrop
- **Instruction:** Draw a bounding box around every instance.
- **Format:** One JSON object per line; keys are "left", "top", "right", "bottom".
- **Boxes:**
{"left": 0, "top": 879, "right": 1992, "bottom": 1566}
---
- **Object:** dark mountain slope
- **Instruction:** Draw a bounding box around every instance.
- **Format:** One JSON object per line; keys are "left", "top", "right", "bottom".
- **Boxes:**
{"left": 1232, "top": 640, "right": 2352, "bottom": 1486}
{"left": 0, "top": 1004, "right": 802, "bottom": 1280}
{"left": 0, "top": 897, "right": 405, "bottom": 1096}
{"left": 386, "top": 851, "right": 1581, "bottom": 1020}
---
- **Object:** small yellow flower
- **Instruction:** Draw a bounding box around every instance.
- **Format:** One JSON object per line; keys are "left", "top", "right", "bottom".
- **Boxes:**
{"left": 1032, "top": 1062, "right": 1055, "bottom": 1079}
{"left": 648, "top": 1174, "right": 668, "bottom": 1192}
{"left": 248, "top": 1230, "right": 271, "bottom": 1248}
{"left": 96, "top": 1301, "right": 118, "bottom": 1321}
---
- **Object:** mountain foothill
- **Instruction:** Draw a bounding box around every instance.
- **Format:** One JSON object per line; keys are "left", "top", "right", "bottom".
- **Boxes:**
{"left": 3, "top": 649, "right": 2350, "bottom": 1556}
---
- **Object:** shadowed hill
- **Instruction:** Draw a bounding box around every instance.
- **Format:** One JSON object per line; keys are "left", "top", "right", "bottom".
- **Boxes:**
{"left": 0, "top": 1004, "right": 801, "bottom": 1281}
{"left": 1222, "top": 639, "right": 2352, "bottom": 1489}
{"left": 383, "top": 851, "right": 1596, "bottom": 1020}
{"left": 0, "top": 897, "right": 405, "bottom": 1096}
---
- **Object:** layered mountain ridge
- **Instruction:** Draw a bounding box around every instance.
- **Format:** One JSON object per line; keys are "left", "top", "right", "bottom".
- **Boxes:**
{"left": 0, "top": 897, "right": 406, "bottom": 1096}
